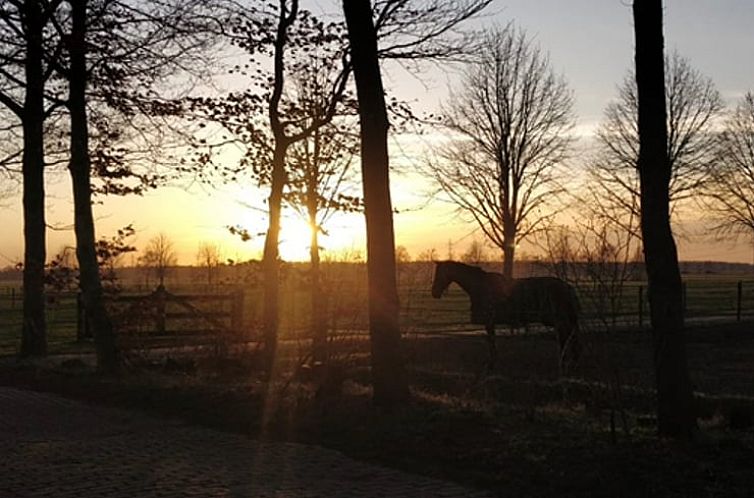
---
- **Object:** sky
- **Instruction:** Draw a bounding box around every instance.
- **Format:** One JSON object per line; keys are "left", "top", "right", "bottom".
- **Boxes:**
{"left": 1, "top": 0, "right": 753, "bottom": 266}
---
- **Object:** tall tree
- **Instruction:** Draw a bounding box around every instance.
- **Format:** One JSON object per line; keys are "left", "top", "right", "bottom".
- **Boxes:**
{"left": 633, "top": 0, "right": 696, "bottom": 439}
{"left": 182, "top": 2, "right": 354, "bottom": 372}
{"left": 426, "top": 25, "right": 575, "bottom": 279}
{"left": 260, "top": 1, "right": 351, "bottom": 372}
{"left": 66, "top": 0, "right": 120, "bottom": 370}
{"left": 590, "top": 52, "right": 723, "bottom": 235}
{"left": 190, "top": 0, "right": 489, "bottom": 389}
{"left": 342, "top": 0, "right": 409, "bottom": 406}
{"left": 55, "top": 0, "right": 217, "bottom": 371}
{"left": 701, "top": 92, "right": 754, "bottom": 254}
{"left": 0, "top": 0, "right": 62, "bottom": 356}
{"left": 287, "top": 123, "right": 359, "bottom": 363}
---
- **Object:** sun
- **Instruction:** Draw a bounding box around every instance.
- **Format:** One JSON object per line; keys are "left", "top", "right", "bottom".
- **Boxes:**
{"left": 279, "top": 216, "right": 314, "bottom": 262}
{"left": 277, "top": 212, "right": 366, "bottom": 262}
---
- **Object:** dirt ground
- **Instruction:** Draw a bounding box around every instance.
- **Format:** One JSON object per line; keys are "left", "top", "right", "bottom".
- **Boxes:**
{"left": 2, "top": 320, "right": 754, "bottom": 498}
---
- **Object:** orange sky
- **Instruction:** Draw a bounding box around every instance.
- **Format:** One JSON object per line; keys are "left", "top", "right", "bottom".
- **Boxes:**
{"left": 1, "top": 155, "right": 752, "bottom": 267}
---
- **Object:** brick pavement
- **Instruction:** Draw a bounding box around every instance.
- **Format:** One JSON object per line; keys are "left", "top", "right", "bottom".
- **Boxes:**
{"left": 0, "top": 387, "right": 492, "bottom": 497}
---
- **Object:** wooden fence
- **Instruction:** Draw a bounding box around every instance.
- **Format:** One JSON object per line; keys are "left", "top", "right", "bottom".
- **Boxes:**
{"left": 2, "top": 279, "right": 754, "bottom": 346}
{"left": 77, "top": 285, "right": 245, "bottom": 340}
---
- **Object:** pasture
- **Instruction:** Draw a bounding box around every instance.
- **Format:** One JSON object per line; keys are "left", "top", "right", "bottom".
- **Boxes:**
{"left": 2, "top": 262, "right": 754, "bottom": 496}
{"left": 2, "top": 261, "right": 754, "bottom": 355}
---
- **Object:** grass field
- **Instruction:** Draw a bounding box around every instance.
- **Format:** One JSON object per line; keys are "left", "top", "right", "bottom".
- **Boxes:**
{"left": 2, "top": 262, "right": 754, "bottom": 356}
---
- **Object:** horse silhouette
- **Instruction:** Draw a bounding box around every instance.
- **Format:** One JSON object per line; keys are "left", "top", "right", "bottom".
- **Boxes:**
{"left": 431, "top": 261, "right": 581, "bottom": 374}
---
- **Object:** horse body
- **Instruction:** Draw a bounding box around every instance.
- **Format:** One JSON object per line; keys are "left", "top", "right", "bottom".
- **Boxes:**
{"left": 432, "top": 261, "right": 581, "bottom": 374}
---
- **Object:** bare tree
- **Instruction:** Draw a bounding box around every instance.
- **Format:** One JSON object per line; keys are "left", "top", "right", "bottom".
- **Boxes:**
{"left": 417, "top": 247, "right": 438, "bottom": 262}
{"left": 141, "top": 233, "right": 178, "bottom": 288}
{"left": 461, "top": 238, "right": 487, "bottom": 265}
{"left": 395, "top": 245, "right": 411, "bottom": 264}
{"left": 346, "top": 0, "right": 491, "bottom": 407}
{"left": 286, "top": 120, "right": 360, "bottom": 363}
{"left": 427, "top": 25, "right": 575, "bottom": 279}
{"left": 538, "top": 218, "right": 641, "bottom": 330}
{"left": 590, "top": 52, "right": 723, "bottom": 234}
{"left": 701, "top": 92, "right": 754, "bottom": 255}
{"left": 633, "top": 0, "right": 696, "bottom": 440}
{"left": 196, "top": 242, "right": 222, "bottom": 286}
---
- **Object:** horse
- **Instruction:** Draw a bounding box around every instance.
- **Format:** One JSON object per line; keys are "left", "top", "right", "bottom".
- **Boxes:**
{"left": 431, "top": 261, "right": 581, "bottom": 375}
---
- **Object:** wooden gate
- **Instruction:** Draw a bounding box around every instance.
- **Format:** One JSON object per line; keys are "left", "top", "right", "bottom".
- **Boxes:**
{"left": 77, "top": 285, "right": 245, "bottom": 340}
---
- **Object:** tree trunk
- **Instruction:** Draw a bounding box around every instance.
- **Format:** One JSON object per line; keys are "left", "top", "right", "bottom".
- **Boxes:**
{"left": 309, "top": 210, "right": 327, "bottom": 363}
{"left": 502, "top": 244, "right": 515, "bottom": 280}
{"left": 261, "top": 141, "right": 287, "bottom": 373}
{"left": 19, "top": 0, "right": 47, "bottom": 357}
{"left": 68, "top": 0, "right": 120, "bottom": 372}
{"left": 633, "top": 0, "right": 696, "bottom": 439}
{"left": 343, "top": 0, "right": 409, "bottom": 407}
{"left": 502, "top": 209, "right": 515, "bottom": 279}
{"left": 308, "top": 177, "right": 327, "bottom": 363}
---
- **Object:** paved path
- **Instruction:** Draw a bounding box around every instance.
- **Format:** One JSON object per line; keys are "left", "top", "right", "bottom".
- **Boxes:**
{"left": 0, "top": 387, "right": 491, "bottom": 497}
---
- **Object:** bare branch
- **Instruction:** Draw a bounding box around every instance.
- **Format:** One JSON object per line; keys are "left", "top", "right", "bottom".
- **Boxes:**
{"left": 423, "top": 24, "right": 574, "bottom": 277}
{"left": 588, "top": 51, "right": 724, "bottom": 227}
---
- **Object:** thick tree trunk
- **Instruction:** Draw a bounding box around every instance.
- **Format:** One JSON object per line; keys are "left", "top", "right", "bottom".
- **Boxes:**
{"left": 502, "top": 221, "right": 515, "bottom": 279}
{"left": 68, "top": 0, "right": 120, "bottom": 372}
{"left": 502, "top": 244, "right": 514, "bottom": 280}
{"left": 261, "top": 141, "right": 287, "bottom": 373}
{"left": 343, "top": 0, "right": 409, "bottom": 407}
{"left": 633, "top": 0, "right": 696, "bottom": 439}
{"left": 502, "top": 208, "right": 515, "bottom": 279}
{"left": 19, "top": 0, "right": 47, "bottom": 357}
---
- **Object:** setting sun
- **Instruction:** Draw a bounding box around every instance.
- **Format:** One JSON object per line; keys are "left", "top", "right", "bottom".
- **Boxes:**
{"left": 278, "top": 217, "right": 314, "bottom": 262}
{"left": 277, "top": 211, "right": 367, "bottom": 262}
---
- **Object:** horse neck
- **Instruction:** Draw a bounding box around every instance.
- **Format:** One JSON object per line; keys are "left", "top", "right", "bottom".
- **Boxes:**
{"left": 447, "top": 265, "right": 485, "bottom": 299}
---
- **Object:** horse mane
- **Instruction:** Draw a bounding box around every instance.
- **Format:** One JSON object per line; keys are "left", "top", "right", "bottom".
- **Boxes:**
{"left": 440, "top": 260, "right": 488, "bottom": 276}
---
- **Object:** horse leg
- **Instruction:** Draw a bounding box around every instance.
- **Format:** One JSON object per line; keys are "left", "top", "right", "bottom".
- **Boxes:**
{"left": 485, "top": 323, "right": 497, "bottom": 373}
{"left": 556, "top": 323, "right": 580, "bottom": 375}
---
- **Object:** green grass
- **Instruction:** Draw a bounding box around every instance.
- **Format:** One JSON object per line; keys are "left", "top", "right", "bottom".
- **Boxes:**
{"left": 2, "top": 266, "right": 754, "bottom": 356}
{"left": 0, "top": 290, "right": 88, "bottom": 355}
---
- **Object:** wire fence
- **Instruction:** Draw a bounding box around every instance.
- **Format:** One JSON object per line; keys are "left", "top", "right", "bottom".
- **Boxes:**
{"left": 2, "top": 278, "right": 754, "bottom": 350}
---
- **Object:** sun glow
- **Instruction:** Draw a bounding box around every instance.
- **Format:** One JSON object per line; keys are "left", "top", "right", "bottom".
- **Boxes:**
{"left": 277, "top": 212, "right": 367, "bottom": 262}
{"left": 278, "top": 217, "right": 315, "bottom": 262}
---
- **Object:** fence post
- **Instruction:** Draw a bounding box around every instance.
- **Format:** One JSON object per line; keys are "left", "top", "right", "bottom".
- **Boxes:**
{"left": 10, "top": 288, "right": 15, "bottom": 309}
{"left": 638, "top": 285, "right": 644, "bottom": 329}
{"left": 737, "top": 281, "right": 743, "bottom": 322}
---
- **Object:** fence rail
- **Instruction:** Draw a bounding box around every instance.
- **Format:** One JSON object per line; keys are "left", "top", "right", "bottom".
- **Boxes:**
{"left": 2, "top": 279, "right": 754, "bottom": 350}
{"left": 398, "top": 280, "right": 754, "bottom": 333}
